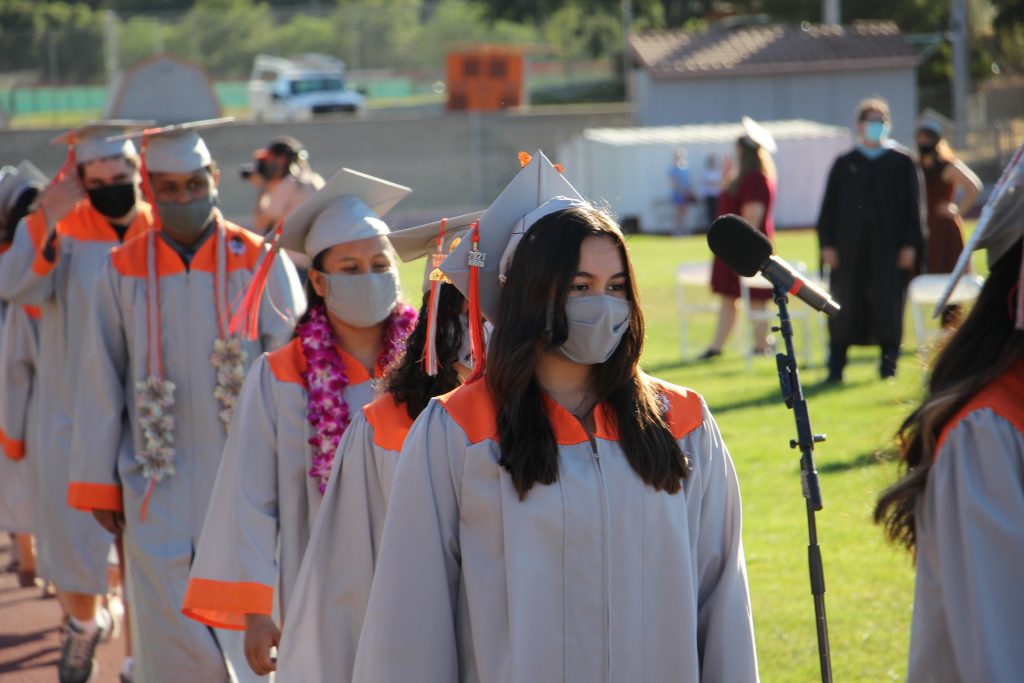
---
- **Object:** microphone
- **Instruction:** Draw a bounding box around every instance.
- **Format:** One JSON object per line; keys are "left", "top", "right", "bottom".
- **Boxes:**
{"left": 707, "top": 214, "right": 840, "bottom": 317}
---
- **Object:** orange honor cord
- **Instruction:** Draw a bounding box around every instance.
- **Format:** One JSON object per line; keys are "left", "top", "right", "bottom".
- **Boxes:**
{"left": 466, "top": 220, "right": 487, "bottom": 383}
{"left": 137, "top": 131, "right": 164, "bottom": 231}
{"left": 139, "top": 477, "right": 157, "bottom": 522}
{"left": 229, "top": 221, "right": 283, "bottom": 340}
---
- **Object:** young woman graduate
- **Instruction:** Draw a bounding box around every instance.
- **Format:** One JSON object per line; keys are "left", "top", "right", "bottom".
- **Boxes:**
{"left": 875, "top": 143, "right": 1024, "bottom": 683}
{"left": 351, "top": 151, "right": 759, "bottom": 682}
{"left": 274, "top": 210, "right": 486, "bottom": 682}
{"left": 182, "top": 169, "right": 419, "bottom": 676}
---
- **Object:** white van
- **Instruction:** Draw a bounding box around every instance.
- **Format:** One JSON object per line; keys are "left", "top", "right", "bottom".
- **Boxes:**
{"left": 249, "top": 53, "right": 366, "bottom": 122}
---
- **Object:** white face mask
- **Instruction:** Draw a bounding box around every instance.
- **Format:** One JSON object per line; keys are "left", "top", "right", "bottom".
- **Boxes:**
{"left": 557, "top": 294, "right": 631, "bottom": 365}
{"left": 322, "top": 269, "right": 400, "bottom": 328}
{"left": 458, "top": 313, "right": 492, "bottom": 370}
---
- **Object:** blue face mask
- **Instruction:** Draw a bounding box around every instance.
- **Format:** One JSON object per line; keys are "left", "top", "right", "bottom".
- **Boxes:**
{"left": 863, "top": 120, "right": 889, "bottom": 144}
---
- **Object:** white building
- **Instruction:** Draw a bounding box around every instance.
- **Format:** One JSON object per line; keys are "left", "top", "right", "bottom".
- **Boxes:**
{"left": 629, "top": 21, "right": 920, "bottom": 143}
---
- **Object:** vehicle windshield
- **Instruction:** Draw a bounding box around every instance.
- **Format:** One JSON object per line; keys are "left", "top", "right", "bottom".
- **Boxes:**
{"left": 289, "top": 77, "right": 345, "bottom": 95}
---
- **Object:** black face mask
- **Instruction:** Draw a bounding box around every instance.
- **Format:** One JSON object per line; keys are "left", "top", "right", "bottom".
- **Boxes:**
{"left": 87, "top": 183, "right": 137, "bottom": 219}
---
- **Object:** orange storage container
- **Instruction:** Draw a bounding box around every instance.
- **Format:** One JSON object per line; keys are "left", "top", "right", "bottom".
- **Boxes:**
{"left": 446, "top": 47, "right": 524, "bottom": 111}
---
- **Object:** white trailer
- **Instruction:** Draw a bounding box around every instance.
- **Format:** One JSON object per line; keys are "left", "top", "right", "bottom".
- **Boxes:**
{"left": 557, "top": 119, "right": 852, "bottom": 232}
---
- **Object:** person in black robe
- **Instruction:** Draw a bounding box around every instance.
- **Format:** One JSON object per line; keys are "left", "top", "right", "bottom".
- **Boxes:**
{"left": 817, "top": 97, "right": 925, "bottom": 382}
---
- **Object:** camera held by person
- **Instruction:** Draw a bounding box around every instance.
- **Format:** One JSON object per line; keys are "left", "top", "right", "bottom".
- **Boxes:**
{"left": 247, "top": 136, "right": 325, "bottom": 236}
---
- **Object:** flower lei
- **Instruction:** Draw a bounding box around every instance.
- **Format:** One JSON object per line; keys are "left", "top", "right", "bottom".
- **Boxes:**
{"left": 211, "top": 337, "right": 249, "bottom": 428}
{"left": 299, "top": 302, "right": 417, "bottom": 494}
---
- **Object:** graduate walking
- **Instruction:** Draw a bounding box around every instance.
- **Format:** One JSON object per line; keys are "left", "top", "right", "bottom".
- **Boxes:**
{"left": 67, "top": 120, "right": 305, "bottom": 683}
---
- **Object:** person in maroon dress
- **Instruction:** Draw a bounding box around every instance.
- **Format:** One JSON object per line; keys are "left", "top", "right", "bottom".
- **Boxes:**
{"left": 699, "top": 118, "right": 777, "bottom": 360}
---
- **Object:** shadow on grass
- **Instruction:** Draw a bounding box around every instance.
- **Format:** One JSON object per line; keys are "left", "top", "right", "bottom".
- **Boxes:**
{"left": 705, "top": 376, "right": 875, "bottom": 415}
{"left": 818, "top": 449, "right": 895, "bottom": 474}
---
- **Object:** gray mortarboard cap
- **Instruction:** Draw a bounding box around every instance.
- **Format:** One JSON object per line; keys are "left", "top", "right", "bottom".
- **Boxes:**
{"left": 0, "top": 161, "right": 48, "bottom": 218}
{"left": 741, "top": 116, "right": 777, "bottom": 154}
{"left": 280, "top": 168, "right": 411, "bottom": 259}
{"left": 389, "top": 210, "right": 485, "bottom": 292}
{"left": 108, "top": 118, "right": 233, "bottom": 174}
{"left": 51, "top": 120, "right": 153, "bottom": 164}
{"left": 439, "top": 150, "right": 584, "bottom": 322}
{"left": 933, "top": 142, "right": 1024, "bottom": 318}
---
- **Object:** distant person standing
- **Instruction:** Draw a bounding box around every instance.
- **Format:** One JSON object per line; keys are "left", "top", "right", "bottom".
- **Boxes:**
{"left": 699, "top": 118, "right": 777, "bottom": 360}
{"left": 668, "top": 147, "right": 693, "bottom": 235}
{"left": 702, "top": 153, "right": 723, "bottom": 226}
{"left": 817, "top": 97, "right": 925, "bottom": 382}
{"left": 248, "top": 136, "right": 325, "bottom": 236}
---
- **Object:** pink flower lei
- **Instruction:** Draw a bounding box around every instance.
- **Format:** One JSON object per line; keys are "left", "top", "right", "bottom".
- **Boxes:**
{"left": 298, "top": 302, "right": 417, "bottom": 494}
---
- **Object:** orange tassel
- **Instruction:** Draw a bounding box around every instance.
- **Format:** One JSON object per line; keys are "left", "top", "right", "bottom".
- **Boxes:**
{"left": 139, "top": 477, "right": 156, "bottom": 523}
{"left": 228, "top": 222, "right": 283, "bottom": 339}
{"left": 137, "top": 134, "right": 163, "bottom": 231}
{"left": 466, "top": 220, "right": 486, "bottom": 383}
{"left": 518, "top": 151, "right": 532, "bottom": 167}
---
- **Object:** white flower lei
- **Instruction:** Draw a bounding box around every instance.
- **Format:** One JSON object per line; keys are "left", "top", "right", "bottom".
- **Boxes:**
{"left": 134, "top": 375, "right": 177, "bottom": 481}
{"left": 211, "top": 336, "right": 249, "bottom": 428}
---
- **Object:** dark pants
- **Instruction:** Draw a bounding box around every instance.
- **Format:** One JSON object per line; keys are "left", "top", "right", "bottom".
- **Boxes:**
{"left": 828, "top": 343, "right": 900, "bottom": 380}
{"left": 705, "top": 196, "right": 718, "bottom": 225}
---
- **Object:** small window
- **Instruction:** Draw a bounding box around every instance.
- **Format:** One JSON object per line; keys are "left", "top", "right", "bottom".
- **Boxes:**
{"left": 488, "top": 58, "right": 507, "bottom": 79}
{"left": 463, "top": 58, "right": 480, "bottom": 78}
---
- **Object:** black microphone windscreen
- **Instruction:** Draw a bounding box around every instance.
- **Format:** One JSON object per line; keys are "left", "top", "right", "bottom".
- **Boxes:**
{"left": 706, "top": 214, "right": 773, "bottom": 277}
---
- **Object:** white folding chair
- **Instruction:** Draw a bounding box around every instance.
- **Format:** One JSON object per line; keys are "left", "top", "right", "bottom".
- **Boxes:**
{"left": 908, "top": 273, "right": 985, "bottom": 346}
{"left": 673, "top": 262, "right": 717, "bottom": 358}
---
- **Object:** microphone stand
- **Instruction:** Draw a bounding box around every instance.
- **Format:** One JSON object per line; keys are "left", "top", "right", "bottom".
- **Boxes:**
{"left": 771, "top": 281, "right": 833, "bottom": 683}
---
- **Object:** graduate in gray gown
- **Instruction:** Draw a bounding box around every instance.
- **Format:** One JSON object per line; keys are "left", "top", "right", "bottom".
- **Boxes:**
{"left": 352, "top": 151, "right": 759, "bottom": 682}
{"left": 875, "top": 143, "right": 1024, "bottom": 683}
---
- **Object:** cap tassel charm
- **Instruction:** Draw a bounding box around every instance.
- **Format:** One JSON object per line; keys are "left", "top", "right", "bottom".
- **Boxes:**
{"left": 466, "top": 220, "right": 487, "bottom": 382}
{"left": 421, "top": 218, "right": 447, "bottom": 375}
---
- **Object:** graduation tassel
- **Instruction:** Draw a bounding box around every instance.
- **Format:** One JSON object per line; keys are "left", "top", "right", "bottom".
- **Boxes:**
{"left": 228, "top": 221, "right": 283, "bottom": 340}
{"left": 137, "top": 131, "right": 164, "bottom": 231}
{"left": 466, "top": 220, "right": 487, "bottom": 383}
{"left": 139, "top": 478, "right": 157, "bottom": 523}
{"left": 422, "top": 218, "right": 447, "bottom": 376}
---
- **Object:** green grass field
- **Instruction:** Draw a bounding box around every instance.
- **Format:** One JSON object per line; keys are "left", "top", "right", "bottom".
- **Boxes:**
{"left": 396, "top": 227, "right": 982, "bottom": 681}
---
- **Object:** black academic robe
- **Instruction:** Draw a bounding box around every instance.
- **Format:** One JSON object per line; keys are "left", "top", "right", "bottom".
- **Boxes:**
{"left": 816, "top": 147, "right": 925, "bottom": 347}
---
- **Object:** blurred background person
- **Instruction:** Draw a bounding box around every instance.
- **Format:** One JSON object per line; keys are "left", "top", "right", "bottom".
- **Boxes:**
{"left": 701, "top": 153, "right": 723, "bottom": 226}
{"left": 699, "top": 117, "right": 777, "bottom": 360}
{"left": 817, "top": 97, "right": 924, "bottom": 382}
{"left": 916, "top": 115, "right": 982, "bottom": 327}
{"left": 874, "top": 146, "right": 1023, "bottom": 683}
{"left": 247, "top": 135, "right": 324, "bottom": 237}
{"left": 667, "top": 146, "right": 693, "bottom": 235}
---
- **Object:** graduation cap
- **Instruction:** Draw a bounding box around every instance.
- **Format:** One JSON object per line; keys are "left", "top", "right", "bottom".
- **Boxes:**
{"left": 933, "top": 142, "right": 1024, "bottom": 329}
{"left": 0, "top": 161, "right": 48, "bottom": 223}
{"left": 280, "top": 168, "right": 411, "bottom": 259}
{"left": 230, "top": 168, "right": 411, "bottom": 340}
{"left": 741, "top": 116, "right": 777, "bottom": 154}
{"left": 389, "top": 210, "right": 485, "bottom": 374}
{"left": 109, "top": 117, "right": 234, "bottom": 174}
{"left": 51, "top": 119, "right": 154, "bottom": 165}
{"left": 439, "top": 150, "right": 585, "bottom": 380}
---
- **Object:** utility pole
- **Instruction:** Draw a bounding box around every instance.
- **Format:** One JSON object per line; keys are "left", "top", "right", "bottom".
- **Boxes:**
{"left": 950, "top": 0, "right": 969, "bottom": 148}
{"left": 621, "top": 0, "right": 632, "bottom": 101}
{"left": 822, "top": 0, "right": 840, "bottom": 26}
{"left": 104, "top": 10, "right": 121, "bottom": 90}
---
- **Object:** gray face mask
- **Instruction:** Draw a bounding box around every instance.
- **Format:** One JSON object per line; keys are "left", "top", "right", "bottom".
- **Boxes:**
{"left": 156, "top": 194, "right": 216, "bottom": 237}
{"left": 557, "top": 294, "right": 631, "bottom": 365}
{"left": 323, "top": 270, "right": 400, "bottom": 328}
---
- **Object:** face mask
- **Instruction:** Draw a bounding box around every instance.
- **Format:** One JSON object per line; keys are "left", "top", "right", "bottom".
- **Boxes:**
{"left": 88, "top": 183, "right": 136, "bottom": 219}
{"left": 917, "top": 143, "right": 936, "bottom": 157}
{"left": 863, "top": 120, "right": 889, "bottom": 145}
{"left": 557, "top": 294, "right": 631, "bottom": 365}
{"left": 156, "top": 194, "right": 216, "bottom": 237}
{"left": 323, "top": 270, "right": 400, "bottom": 328}
{"left": 457, "top": 313, "right": 493, "bottom": 370}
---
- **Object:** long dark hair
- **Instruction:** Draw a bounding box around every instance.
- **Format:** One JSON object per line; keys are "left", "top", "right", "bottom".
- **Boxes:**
{"left": 486, "top": 206, "right": 688, "bottom": 500}
{"left": 291, "top": 251, "right": 327, "bottom": 335}
{"left": 875, "top": 239, "right": 1024, "bottom": 552}
{"left": 382, "top": 282, "right": 465, "bottom": 420}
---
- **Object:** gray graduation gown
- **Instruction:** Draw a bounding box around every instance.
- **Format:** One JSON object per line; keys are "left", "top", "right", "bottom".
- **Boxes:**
{"left": 352, "top": 378, "right": 759, "bottom": 683}
{"left": 908, "top": 362, "right": 1024, "bottom": 683}
{"left": 68, "top": 217, "right": 304, "bottom": 683}
{"left": 0, "top": 304, "right": 40, "bottom": 537}
{"left": 0, "top": 202, "right": 151, "bottom": 593}
{"left": 184, "top": 339, "right": 378, "bottom": 633}
{"left": 275, "top": 394, "right": 413, "bottom": 682}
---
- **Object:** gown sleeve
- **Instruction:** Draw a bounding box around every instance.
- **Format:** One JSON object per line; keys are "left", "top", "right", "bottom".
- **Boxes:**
{"left": 182, "top": 355, "right": 280, "bottom": 629}
{"left": 816, "top": 157, "right": 842, "bottom": 250}
{"left": 276, "top": 410, "right": 390, "bottom": 683}
{"left": 258, "top": 250, "right": 306, "bottom": 353}
{"left": 0, "top": 306, "right": 38, "bottom": 461}
{"left": 351, "top": 399, "right": 463, "bottom": 683}
{"left": 0, "top": 212, "right": 60, "bottom": 304}
{"left": 67, "top": 255, "right": 126, "bottom": 512}
{"left": 911, "top": 410, "right": 1024, "bottom": 682}
{"left": 689, "top": 400, "right": 759, "bottom": 681}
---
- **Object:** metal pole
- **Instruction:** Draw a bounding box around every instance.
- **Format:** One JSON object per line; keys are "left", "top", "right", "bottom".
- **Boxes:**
{"left": 950, "top": 0, "right": 969, "bottom": 148}
{"left": 104, "top": 10, "right": 120, "bottom": 90}
{"left": 822, "top": 0, "right": 840, "bottom": 26}
{"left": 621, "top": 0, "right": 632, "bottom": 101}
